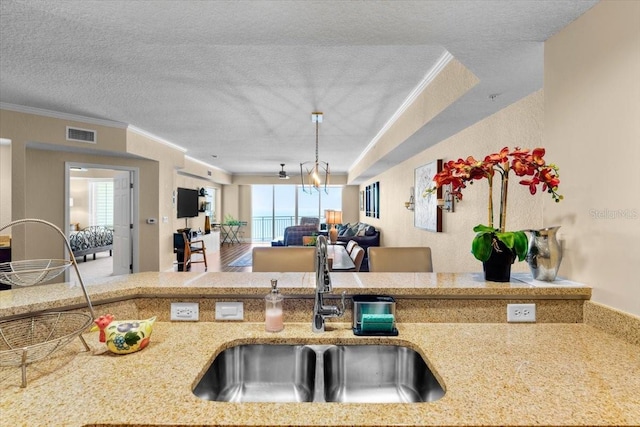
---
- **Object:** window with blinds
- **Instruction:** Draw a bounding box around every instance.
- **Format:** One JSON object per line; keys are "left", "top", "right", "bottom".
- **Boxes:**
{"left": 90, "top": 180, "right": 114, "bottom": 227}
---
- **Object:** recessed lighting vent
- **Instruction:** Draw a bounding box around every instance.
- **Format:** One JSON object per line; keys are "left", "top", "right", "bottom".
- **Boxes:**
{"left": 66, "top": 126, "right": 97, "bottom": 143}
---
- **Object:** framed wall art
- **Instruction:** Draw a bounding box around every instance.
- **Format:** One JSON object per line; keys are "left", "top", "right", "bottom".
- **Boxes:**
{"left": 414, "top": 160, "right": 442, "bottom": 232}
{"left": 365, "top": 181, "right": 380, "bottom": 218}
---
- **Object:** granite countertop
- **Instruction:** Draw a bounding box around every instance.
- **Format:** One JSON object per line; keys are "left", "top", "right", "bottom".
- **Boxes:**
{"left": 1, "top": 321, "right": 639, "bottom": 426}
{"left": 0, "top": 272, "right": 591, "bottom": 319}
{"left": 3, "top": 272, "right": 631, "bottom": 426}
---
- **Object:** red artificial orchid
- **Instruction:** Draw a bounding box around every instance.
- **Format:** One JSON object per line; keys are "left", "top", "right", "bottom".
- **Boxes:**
{"left": 425, "top": 147, "right": 562, "bottom": 262}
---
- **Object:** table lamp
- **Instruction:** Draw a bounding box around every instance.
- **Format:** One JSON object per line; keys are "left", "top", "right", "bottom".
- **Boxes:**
{"left": 325, "top": 210, "right": 342, "bottom": 244}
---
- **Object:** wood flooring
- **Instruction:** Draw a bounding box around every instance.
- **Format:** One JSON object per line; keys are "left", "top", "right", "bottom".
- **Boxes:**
{"left": 76, "top": 242, "right": 268, "bottom": 284}
{"left": 189, "top": 242, "right": 269, "bottom": 273}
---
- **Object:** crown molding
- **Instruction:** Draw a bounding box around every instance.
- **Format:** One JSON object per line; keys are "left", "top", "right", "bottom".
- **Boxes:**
{"left": 349, "top": 50, "right": 454, "bottom": 170}
{"left": 126, "top": 125, "right": 188, "bottom": 153}
{"left": 0, "top": 102, "right": 128, "bottom": 128}
{"left": 185, "top": 154, "right": 226, "bottom": 172}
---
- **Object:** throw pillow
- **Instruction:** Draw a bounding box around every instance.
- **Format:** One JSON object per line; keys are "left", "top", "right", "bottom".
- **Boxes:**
{"left": 348, "top": 222, "right": 360, "bottom": 235}
{"left": 365, "top": 225, "right": 376, "bottom": 236}
{"left": 356, "top": 223, "right": 367, "bottom": 237}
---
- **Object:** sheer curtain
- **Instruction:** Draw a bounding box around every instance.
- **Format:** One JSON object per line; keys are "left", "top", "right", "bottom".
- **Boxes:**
{"left": 89, "top": 180, "right": 114, "bottom": 227}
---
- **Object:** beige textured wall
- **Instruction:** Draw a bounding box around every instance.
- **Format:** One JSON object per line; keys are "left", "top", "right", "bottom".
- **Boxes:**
{"left": 363, "top": 91, "right": 546, "bottom": 275}
{"left": 544, "top": 0, "right": 640, "bottom": 316}
{"left": 341, "top": 185, "right": 360, "bottom": 224}
{"left": 24, "top": 148, "right": 161, "bottom": 271}
{"left": 0, "top": 109, "right": 128, "bottom": 231}
{"left": 0, "top": 109, "right": 129, "bottom": 261}
{"left": 0, "top": 143, "right": 10, "bottom": 227}
{"left": 127, "top": 129, "right": 181, "bottom": 271}
{"left": 0, "top": 108, "right": 230, "bottom": 272}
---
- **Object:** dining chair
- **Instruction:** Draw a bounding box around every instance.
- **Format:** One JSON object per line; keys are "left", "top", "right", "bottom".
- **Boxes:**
{"left": 345, "top": 240, "right": 358, "bottom": 255}
{"left": 176, "top": 232, "right": 192, "bottom": 272}
{"left": 367, "top": 247, "right": 433, "bottom": 272}
{"left": 348, "top": 245, "right": 365, "bottom": 272}
{"left": 252, "top": 247, "right": 315, "bottom": 272}
{"left": 189, "top": 234, "right": 208, "bottom": 270}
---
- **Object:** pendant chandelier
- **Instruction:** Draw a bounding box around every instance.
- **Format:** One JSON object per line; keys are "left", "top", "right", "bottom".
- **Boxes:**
{"left": 300, "top": 112, "right": 330, "bottom": 194}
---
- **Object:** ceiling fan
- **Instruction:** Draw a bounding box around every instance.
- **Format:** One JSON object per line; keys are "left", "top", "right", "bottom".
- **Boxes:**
{"left": 278, "top": 163, "right": 290, "bottom": 180}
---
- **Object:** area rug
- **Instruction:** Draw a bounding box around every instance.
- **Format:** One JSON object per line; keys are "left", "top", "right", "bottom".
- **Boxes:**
{"left": 228, "top": 252, "right": 252, "bottom": 267}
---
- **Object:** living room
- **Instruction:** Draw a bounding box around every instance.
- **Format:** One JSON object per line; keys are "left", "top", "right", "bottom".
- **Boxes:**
{"left": 0, "top": 1, "right": 638, "bottom": 319}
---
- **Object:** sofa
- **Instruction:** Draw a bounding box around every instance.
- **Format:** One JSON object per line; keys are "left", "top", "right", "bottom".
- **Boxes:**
{"left": 282, "top": 225, "right": 320, "bottom": 246}
{"left": 335, "top": 222, "right": 380, "bottom": 271}
{"left": 272, "top": 217, "right": 320, "bottom": 247}
{"left": 69, "top": 226, "right": 114, "bottom": 262}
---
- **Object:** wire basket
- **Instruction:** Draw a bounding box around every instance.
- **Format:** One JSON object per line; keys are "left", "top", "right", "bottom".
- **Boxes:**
{"left": 0, "top": 259, "right": 73, "bottom": 287}
{"left": 0, "top": 312, "right": 92, "bottom": 365}
{"left": 0, "top": 218, "right": 96, "bottom": 387}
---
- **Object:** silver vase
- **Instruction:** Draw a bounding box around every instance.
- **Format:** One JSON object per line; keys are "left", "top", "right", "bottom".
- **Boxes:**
{"left": 526, "top": 226, "right": 562, "bottom": 281}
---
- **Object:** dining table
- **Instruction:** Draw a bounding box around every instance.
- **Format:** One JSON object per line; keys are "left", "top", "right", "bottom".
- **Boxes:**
{"left": 327, "top": 243, "right": 355, "bottom": 271}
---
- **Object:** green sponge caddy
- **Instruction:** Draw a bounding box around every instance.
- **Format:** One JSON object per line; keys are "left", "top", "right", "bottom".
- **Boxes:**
{"left": 352, "top": 295, "right": 398, "bottom": 336}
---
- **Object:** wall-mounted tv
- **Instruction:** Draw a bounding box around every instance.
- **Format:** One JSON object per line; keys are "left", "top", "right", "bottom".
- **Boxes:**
{"left": 177, "top": 187, "right": 199, "bottom": 218}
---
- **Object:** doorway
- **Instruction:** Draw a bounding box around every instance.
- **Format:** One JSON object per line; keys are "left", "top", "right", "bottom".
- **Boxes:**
{"left": 65, "top": 163, "right": 138, "bottom": 282}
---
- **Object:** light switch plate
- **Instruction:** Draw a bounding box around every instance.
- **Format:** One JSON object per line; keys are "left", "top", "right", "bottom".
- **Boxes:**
{"left": 215, "top": 302, "right": 244, "bottom": 320}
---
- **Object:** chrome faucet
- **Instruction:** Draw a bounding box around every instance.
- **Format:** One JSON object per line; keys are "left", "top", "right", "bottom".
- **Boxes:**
{"left": 312, "top": 235, "right": 345, "bottom": 332}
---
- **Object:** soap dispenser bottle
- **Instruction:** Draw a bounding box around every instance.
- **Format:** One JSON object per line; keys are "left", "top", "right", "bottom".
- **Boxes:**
{"left": 265, "top": 279, "right": 284, "bottom": 332}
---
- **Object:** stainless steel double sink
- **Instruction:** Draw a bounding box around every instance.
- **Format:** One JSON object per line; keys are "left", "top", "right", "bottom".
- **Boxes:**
{"left": 193, "top": 344, "right": 445, "bottom": 403}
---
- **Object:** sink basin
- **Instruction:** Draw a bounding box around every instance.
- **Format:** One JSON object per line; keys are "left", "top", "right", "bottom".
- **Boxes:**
{"left": 193, "top": 344, "right": 444, "bottom": 403}
{"left": 323, "top": 345, "right": 445, "bottom": 403}
{"left": 193, "top": 344, "right": 317, "bottom": 402}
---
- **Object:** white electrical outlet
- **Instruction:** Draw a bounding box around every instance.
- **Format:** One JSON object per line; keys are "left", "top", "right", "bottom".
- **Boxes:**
{"left": 507, "top": 303, "right": 536, "bottom": 322}
{"left": 171, "top": 302, "right": 199, "bottom": 321}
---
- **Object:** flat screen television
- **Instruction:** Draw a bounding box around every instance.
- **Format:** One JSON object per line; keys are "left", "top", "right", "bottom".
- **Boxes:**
{"left": 177, "top": 187, "right": 199, "bottom": 218}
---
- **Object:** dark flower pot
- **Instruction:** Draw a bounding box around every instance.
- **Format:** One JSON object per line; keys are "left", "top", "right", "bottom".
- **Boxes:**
{"left": 482, "top": 236, "right": 516, "bottom": 282}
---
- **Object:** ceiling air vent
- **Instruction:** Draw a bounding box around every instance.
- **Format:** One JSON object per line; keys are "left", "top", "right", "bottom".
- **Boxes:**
{"left": 66, "top": 126, "right": 97, "bottom": 143}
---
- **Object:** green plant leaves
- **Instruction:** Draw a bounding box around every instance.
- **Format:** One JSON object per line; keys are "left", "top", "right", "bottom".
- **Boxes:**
{"left": 472, "top": 224, "right": 495, "bottom": 233}
{"left": 471, "top": 225, "right": 529, "bottom": 262}
{"left": 512, "top": 231, "right": 529, "bottom": 262}
{"left": 471, "top": 232, "right": 494, "bottom": 262}
{"left": 224, "top": 213, "right": 241, "bottom": 225}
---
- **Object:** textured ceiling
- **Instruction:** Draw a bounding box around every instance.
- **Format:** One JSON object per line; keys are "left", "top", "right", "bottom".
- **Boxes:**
{"left": 0, "top": 0, "right": 597, "bottom": 182}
